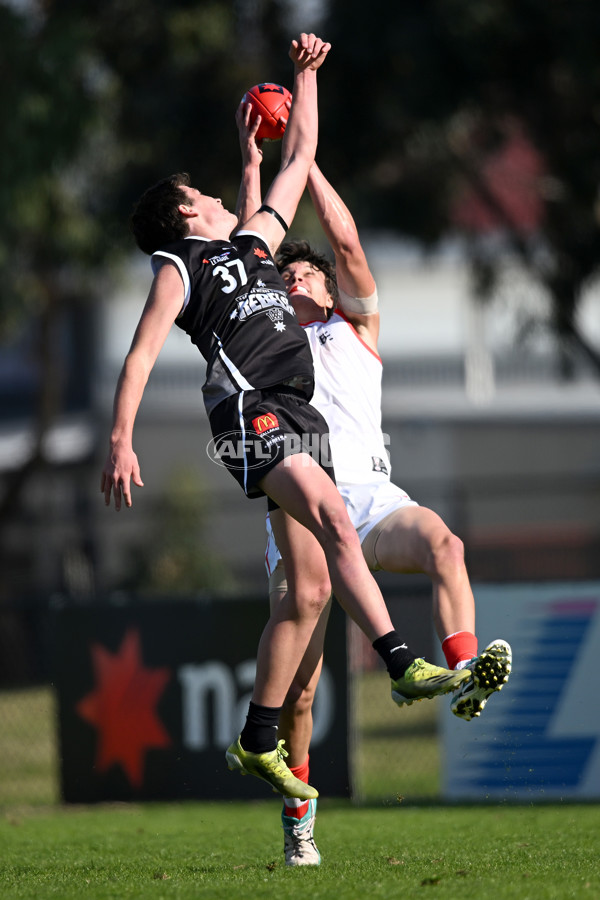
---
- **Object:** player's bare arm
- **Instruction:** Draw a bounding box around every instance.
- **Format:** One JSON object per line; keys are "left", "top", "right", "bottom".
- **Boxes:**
{"left": 308, "top": 163, "right": 380, "bottom": 349}
{"left": 235, "top": 99, "right": 263, "bottom": 227}
{"left": 101, "top": 263, "right": 184, "bottom": 511}
{"left": 245, "top": 33, "right": 331, "bottom": 255}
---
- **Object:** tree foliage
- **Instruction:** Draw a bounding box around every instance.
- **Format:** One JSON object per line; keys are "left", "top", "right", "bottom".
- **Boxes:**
{"left": 1, "top": 0, "right": 600, "bottom": 552}
{"left": 3, "top": 0, "right": 600, "bottom": 356}
{"left": 0, "top": 0, "right": 290, "bottom": 533}
{"left": 315, "top": 0, "right": 600, "bottom": 371}
{"left": 130, "top": 467, "right": 237, "bottom": 596}
{"left": 0, "top": 0, "right": 292, "bottom": 339}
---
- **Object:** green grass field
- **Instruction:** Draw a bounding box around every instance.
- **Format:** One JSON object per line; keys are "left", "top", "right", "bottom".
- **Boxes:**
{"left": 2, "top": 801, "right": 599, "bottom": 899}
{"left": 2, "top": 681, "right": 600, "bottom": 898}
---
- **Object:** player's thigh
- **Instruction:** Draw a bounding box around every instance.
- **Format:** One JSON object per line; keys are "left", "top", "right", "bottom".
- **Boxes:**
{"left": 260, "top": 453, "right": 352, "bottom": 541}
{"left": 269, "top": 506, "right": 330, "bottom": 597}
{"left": 369, "top": 505, "right": 453, "bottom": 573}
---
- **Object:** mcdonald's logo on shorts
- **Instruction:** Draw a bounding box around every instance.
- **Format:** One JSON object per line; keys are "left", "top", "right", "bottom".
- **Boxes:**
{"left": 252, "top": 413, "right": 279, "bottom": 434}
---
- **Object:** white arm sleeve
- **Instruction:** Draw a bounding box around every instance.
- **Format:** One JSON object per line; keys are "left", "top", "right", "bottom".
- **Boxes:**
{"left": 338, "top": 286, "right": 379, "bottom": 315}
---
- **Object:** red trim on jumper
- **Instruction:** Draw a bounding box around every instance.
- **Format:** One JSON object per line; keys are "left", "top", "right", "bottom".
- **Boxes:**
{"left": 302, "top": 310, "right": 382, "bottom": 362}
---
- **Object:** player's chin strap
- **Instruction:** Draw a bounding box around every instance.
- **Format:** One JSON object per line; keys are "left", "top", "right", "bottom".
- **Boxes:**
{"left": 259, "top": 204, "right": 289, "bottom": 233}
{"left": 338, "top": 286, "right": 379, "bottom": 315}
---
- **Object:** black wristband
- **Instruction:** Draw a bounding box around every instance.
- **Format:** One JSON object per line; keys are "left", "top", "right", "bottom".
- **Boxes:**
{"left": 259, "top": 204, "right": 289, "bottom": 232}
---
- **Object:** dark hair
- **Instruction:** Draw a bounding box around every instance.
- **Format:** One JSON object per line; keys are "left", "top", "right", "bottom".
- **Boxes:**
{"left": 130, "top": 172, "right": 192, "bottom": 255}
{"left": 276, "top": 240, "right": 339, "bottom": 307}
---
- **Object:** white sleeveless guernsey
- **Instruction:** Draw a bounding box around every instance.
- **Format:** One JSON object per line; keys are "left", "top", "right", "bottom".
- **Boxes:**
{"left": 304, "top": 309, "right": 390, "bottom": 483}
{"left": 265, "top": 307, "right": 417, "bottom": 577}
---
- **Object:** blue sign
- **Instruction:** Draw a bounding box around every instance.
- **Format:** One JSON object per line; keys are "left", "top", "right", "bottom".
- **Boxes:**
{"left": 442, "top": 582, "right": 600, "bottom": 800}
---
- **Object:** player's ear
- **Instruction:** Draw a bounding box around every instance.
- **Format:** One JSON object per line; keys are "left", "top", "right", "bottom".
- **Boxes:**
{"left": 178, "top": 203, "right": 197, "bottom": 219}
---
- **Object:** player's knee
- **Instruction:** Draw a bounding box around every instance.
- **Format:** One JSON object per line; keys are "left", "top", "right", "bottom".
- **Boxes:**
{"left": 284, "top": 679, "right": 317, "bottom": 713}
{"left": 294, "top": 575, "right": 331, "bottom": 618}
{"left": 320, "top": 504, "right": 359, "bottom": 554}
{"left": 428, "top": 530, "right": 465, "bottom": 576}
{"left": 312, "top": 577, "right": 332, "bottom": 615}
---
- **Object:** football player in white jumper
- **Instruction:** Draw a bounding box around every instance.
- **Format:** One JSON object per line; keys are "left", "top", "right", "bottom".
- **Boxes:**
{"left": 237, "top": 118, "right": 512, "bottom": 865}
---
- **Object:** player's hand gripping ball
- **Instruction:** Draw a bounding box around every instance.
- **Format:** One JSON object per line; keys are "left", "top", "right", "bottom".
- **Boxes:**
{"left": 242, "top": 83, "right": 292, "bottom": 141}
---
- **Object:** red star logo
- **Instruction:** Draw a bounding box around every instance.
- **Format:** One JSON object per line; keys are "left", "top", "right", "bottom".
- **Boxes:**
{"left": 76, "top": 628, "right": 172, "bottom": 788}
{"left": 253, "top": 247, "right": 268, "bottom": 259}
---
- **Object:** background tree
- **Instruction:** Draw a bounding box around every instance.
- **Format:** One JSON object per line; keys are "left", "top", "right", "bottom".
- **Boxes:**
{"left": 2, "top": 0, "right": 600, "bottom": 598}
{"left": 130, "top": 467, "right": 238, "bottom": 597}
{"left": 0, "top": 0, "right": 289, "bottom": 538}
{"left": 0, "top": 3, "right": 105, "bottom": 526}
{"left": 316, "top": 0, "right": 600, "bottom": 375}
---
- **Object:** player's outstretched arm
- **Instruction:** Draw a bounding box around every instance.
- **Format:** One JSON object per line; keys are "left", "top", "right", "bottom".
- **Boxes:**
{"left": 235, "top": 98, "right": 264, "bottom": 227}
{"left": 100, "top": 263, "right": 183, "bottom": 511}
{"left": 308, "top": 163, "right": 379, "bottom": 345}
{"left": 307, "top": 164, "right": 375, "bottom": 299}
{"left": 245, "top": 33, "right": 331, "bottom": 255}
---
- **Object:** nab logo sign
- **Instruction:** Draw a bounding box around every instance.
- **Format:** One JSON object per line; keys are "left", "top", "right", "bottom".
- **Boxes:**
{"left": 55, "top": 599, "right": 350, "bottom": 802}
{"left": 178, "top": 661, "right": 335, "bottom": 751}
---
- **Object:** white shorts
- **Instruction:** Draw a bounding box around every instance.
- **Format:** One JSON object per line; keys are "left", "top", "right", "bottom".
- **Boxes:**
{"left": 265, "top": 479, "right": 418, "bottom": 583}
{"left": 338, "top": 480, "right": 418, "bottom": 544}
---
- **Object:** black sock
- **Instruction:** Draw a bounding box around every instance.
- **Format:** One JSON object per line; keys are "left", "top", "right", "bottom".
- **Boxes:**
{"left": 372, "top": 630, "right": 417, "bottom": 680}
{"left": 239, "top": 701, "right": 281, "bottom": 753}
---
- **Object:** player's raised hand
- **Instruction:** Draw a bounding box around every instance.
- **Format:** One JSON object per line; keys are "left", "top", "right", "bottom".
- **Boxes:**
{"left": 236, "top": 98, "right": 264, "bottom": 167}
{"left": 289, "top": 32, "right": 331, "bottom": 71}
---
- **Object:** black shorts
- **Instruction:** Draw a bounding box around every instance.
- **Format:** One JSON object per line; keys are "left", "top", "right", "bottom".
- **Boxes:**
{"left": 207, "top": 385, "right": 336, "bottom": 505}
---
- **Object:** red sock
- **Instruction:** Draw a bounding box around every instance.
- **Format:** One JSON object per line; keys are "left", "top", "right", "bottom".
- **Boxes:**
{"left": 442, "top": 631, "right": 478, "bottom": 670}
{"left": 283, "top": 756, "right": 310, "bottom": 819}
